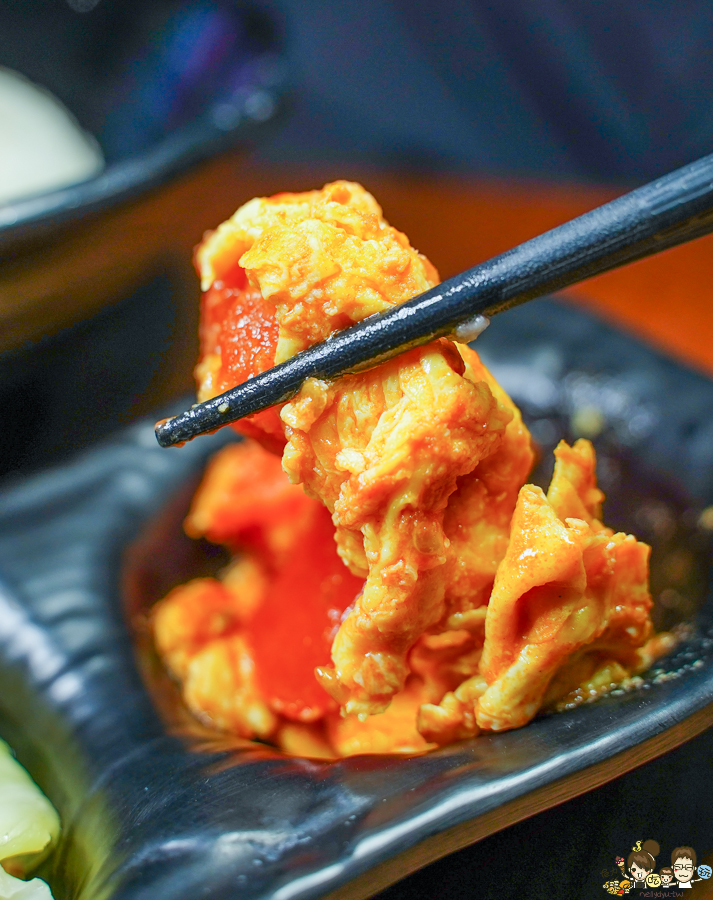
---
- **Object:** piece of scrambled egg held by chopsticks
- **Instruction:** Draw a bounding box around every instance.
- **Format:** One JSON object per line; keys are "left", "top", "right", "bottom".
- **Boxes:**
{"left": 153, "top": 181, "right": 675, "bottom": 757}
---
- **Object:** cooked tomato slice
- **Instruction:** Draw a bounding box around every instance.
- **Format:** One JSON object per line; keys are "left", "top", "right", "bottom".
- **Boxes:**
{"left": 198, "top": 268, "right": 283, "bottom": 452}
{"left": 185, "top": 441, "right": 316, "bottom": 568}
{"left": 248, "top": 504, "right": 363, "bottom": 722}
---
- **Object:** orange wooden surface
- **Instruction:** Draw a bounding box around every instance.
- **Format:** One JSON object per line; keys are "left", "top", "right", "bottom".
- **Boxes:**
{"left": 13, "top": 156, "right": 707, "bottom": 393}
{"left": 355, "top": 173, "right": 713, "bottom": 378}
{"left": 216, "top": 164, "right": 713, "bottom": 377}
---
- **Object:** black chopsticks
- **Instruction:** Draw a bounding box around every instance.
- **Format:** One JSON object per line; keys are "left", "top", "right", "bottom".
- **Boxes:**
{"left": 155, "top": 151, "right": 713, "bottom": 448}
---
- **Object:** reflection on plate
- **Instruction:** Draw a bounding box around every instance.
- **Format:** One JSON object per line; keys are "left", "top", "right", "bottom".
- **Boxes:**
{"left": 0, "top": 298, "right": 711, "bottom": 900}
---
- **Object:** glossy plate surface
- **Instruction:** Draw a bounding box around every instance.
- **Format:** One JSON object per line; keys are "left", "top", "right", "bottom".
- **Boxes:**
{"left": 0, "top": 299, "right": 711, "bottom": 900}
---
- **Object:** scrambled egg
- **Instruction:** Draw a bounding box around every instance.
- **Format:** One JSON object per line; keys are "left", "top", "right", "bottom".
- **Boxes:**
{"left": 153, "top": 182, "right": 670, "bottom": 756}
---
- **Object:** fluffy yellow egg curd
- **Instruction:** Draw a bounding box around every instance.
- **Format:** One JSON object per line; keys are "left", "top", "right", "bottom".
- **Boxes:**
{"left": 153, "top": 182, "right": 673, "bottom": 757}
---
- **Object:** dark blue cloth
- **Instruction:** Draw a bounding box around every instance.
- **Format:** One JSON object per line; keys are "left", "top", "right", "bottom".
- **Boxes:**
{"left": 260, "top": 0, "right": 713, "bottom": 182}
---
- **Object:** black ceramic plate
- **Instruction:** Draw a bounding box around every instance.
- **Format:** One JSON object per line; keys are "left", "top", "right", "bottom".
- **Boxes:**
{"left": 0, "top": 298, "right": 712, "bottom": 900}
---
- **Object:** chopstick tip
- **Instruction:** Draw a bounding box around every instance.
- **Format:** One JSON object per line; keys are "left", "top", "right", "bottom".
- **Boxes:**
{"left": 154, "top": 416, "right": 186, "bottom": 448}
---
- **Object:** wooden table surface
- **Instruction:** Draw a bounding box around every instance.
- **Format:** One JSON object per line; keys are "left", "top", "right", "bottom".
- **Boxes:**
{"left": 308, "top": 169, "right": 713, "bottom": 378}
{"left": 5, "top": 154, "right": 712, "bottom": 382}
{"left": 189, "top": 159, "right": 713, "bottom": 380}
{"left": 3, "top": 155, "right": 712, "bottom": 471}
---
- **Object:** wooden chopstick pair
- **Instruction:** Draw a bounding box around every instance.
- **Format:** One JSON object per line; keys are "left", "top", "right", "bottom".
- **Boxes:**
{"left": 155, "top": 152, "right": 713, "bottom": 448}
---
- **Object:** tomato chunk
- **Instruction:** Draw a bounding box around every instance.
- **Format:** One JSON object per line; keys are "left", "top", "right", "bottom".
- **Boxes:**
{"left": 197, "top": 270, "right": 283, "bottom": 452}
{"left": 248, "top": 504, "right": 364, "bottom": 722}
{"left": 185, "top": 441, "right": 316, "bottom": 567}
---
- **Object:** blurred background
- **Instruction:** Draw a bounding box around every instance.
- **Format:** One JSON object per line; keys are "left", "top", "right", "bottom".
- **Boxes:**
{"left": 1, "top": 3, "right": 713, "bottom": 897}
{"left": 262, "top": 0, "right": 713, "bottom": 181}
{"left": 3, "top": 0, "right": 713, "bottom": 483}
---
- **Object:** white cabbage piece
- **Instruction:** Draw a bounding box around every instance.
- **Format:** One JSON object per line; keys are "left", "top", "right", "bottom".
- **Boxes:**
{"left": 0, "top": 66, "right": 104, "bottom": 206}
{"left": 0, "top": 740, "right": 59, "bottom": 900}
{"left": 0, "top": 869, "right": 54, "bottom": 900}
